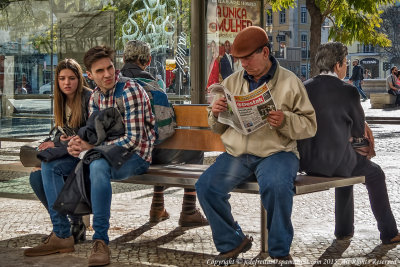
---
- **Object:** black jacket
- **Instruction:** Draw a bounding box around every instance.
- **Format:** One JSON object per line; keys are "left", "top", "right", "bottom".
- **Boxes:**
{"left": 350, "top": 65, "right": 364, "bottom": 81}
{"left": 298, "top": 75, "right": 365, "bottom": 177}
{"left": 120, "top": 62, "right": 155, "bottom": 81}
{"left": 78, "top": 107, "right": 125, "bottom": 146}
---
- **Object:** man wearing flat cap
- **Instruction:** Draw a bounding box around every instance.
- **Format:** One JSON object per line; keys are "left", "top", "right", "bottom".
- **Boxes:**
{"left": 196, "top": 26, "right": 317, "bottom": 263}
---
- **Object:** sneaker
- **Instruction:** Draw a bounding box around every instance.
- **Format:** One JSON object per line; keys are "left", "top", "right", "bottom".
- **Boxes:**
{"left": 213, "top": 236, "right": 253, "bottom": 266}
{"left": 149, "top": 208, "right": 170, "bottom": 223}
{"left": 382, "top": 233, "right": 400, "bottom": 245}
{"left": 178, "top": 208, "right": 209, "bottom": 227}
{"left": 24, "top": 232, "right": 74, "bottom": 257}
{"left": 88, "top": 239, "right": 111, "bottom": 266}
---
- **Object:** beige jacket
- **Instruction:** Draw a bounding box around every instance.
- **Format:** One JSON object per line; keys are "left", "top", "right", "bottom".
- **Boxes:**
{"left": 208, "top": 62, "right": 317, "bottom": 158}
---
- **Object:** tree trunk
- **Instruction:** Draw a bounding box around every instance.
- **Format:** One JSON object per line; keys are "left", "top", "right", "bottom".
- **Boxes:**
{"left": 306, "top": 0, "right": 323, "bottom": 77}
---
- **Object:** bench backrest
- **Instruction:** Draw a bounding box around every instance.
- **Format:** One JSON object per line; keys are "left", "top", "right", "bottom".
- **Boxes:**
{"left": 155, "top": 104, "right": 225, "bottom": 152}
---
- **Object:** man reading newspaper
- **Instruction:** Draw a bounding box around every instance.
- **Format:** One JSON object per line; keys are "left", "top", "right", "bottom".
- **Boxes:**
{"left": 195, "top": 26, "right": 317, "bottom": 264}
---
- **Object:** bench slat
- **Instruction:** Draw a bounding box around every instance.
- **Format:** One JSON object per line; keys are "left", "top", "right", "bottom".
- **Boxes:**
{"left": 294, "top": 175, "right": 365, "bottom": 195}
{"left": 156, "top": 129, "right": 225, "bottom": 151}
{"left": 118, "top": 164, "right": 366, "bottom": 195}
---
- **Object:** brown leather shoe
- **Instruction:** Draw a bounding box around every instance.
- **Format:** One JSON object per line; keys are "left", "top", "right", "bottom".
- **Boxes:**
{"left": 213, "top": 236, "right": 253, "bottom": 265}
{"left": 149, "top": 208, "right": 170, "bottom": 223}
{"left": 88, "top": 239, "right": 110, "bottom": 266}
{"left": 24, "top": 232, "right": 74, "bottom": 257}
{"left": 383, "top": 233, "right": 400, "bottom": 245}
{"left": 178, "top": 208, "right": 209, "bottom": 227}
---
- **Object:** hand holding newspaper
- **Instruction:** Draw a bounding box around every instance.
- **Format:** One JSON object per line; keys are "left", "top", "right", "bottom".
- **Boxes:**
{"left": 209, "top": 82, "right": 276, "bottom": 135}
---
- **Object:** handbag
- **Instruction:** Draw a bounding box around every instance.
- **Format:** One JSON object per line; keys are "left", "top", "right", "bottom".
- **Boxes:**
{"left": 53, "top": 161, "right": 92, "bottom": 216}
{"left": 19, "top": 145, "right": 41, "bottom": 167}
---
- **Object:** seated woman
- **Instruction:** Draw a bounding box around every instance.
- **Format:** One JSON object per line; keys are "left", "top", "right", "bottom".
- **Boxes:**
{"left": 29, "top": 58, "right": 92, "bottom": 244}
{"left": 298, "top": 42, "right": 400, "bottom": 244}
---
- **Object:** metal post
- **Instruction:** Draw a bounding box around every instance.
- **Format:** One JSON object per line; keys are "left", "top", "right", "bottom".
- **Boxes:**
{"left": 261, "top": 200, "right": 268, "bottom": 253}
{"left": 190, "top": 0, "right": 206, "bottom": 104}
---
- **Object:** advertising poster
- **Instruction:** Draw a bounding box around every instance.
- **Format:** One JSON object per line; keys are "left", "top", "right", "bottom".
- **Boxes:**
{"left": 206, "top": 0, "right": 262, "bottom": 102}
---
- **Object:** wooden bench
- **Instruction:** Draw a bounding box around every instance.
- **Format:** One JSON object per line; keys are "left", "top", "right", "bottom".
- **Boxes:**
{"left": 120, "top": 104, "right": 365, "bottom": 254}
{"left": 370, "top": 93, "right": 396, "bottom": 109}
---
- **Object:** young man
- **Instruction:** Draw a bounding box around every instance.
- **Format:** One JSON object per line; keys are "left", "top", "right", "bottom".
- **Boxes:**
{"left": 349, "top": 59, "right": 367, "bottom": 101}
{"left": 121, "top": 40, "right": 207, "bottom": 227}
{"left": 24, "top": 46, "right": 156, "bottom": 267}
{"left": 195, "top": 26, "right": 317, "bottom": 263}
{"left": 298, "top": 42, "right": 400, "bottom": 246}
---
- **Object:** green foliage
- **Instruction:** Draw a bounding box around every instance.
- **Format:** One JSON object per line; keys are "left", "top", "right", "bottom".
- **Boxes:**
{"left": 268, "top": 0, "right": 394, "bottom": 47}
{"left": 325, "top": 0, "right": 393, "bottom": 47}
{"left": 266, "top": 0, "right": 297, "bottom": 11}
{"left": 31, "top": 24, "right": 57, "bottom": 54}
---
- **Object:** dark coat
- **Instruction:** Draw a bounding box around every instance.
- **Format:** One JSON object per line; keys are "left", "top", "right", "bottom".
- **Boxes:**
{"left": 219, "top": 53, "right": 234, "bottom": 79}
{"left": 78, "top": 107, "right": 125, "bottom": 146}
{"left": 350, "top": 65, "right": 364, "bottom": 81}
{"left": 120, "top": 62, "right": 155, "bottom": 81}
{"left": 298, "top": 75, "right": 365, "bottom": 177}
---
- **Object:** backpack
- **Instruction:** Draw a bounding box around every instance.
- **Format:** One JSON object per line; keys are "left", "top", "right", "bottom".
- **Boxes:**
{"left": 92, "top": 77, "right": 176, "bottom": 145}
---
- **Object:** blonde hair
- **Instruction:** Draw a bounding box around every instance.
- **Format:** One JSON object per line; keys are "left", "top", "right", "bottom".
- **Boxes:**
{"left": 54, "top": 58, "right": 86, "bottom": 128}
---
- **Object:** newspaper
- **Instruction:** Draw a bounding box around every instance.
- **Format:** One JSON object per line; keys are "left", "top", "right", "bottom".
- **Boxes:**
{"left": 209, "top": 82, "right": 276, "bottom": 135}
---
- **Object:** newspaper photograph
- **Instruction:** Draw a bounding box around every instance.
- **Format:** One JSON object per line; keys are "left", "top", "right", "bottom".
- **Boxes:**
{"left": 209, "top": 83, "right": 276, "bottom": 135}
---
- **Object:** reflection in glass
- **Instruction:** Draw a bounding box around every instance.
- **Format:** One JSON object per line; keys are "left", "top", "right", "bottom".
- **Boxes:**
{"left": 116, "top": 0, "right": 191, "bottom": 101}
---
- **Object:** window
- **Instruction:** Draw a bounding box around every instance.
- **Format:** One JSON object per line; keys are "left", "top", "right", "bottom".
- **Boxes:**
{"left": 266, "top": 9, "right": 273, "bottom": 25}
{"left": 276, "top": 35, "right": 286, "bottom": 43}
{"left": 301, "top": 65, "right": 307, "bottom": 77}
{"left": 301, "top": 34, "right": 308, "bottom": 59}
{"left": 301, "top": 7, "right": 307, "bottom": 24}
{"left": 363, "top": 44, "right": 375, "bottom": 53}
{"left": 279, "top": 9, "right": 286, "bottom": 24}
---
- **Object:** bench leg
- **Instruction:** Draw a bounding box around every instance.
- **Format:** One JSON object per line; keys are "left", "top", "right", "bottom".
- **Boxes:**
{"left": 261, "top": 201, "right": 268, "bottom": 253}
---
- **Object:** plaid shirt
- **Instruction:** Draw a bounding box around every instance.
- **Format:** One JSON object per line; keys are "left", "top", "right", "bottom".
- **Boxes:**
{"left": 89, "top": 76, "right": 156, "bottom": 162}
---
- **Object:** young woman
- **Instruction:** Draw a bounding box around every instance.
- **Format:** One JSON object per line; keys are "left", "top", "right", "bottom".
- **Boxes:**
{"left": 29, "top": 58, "right": 92, "bottom": 244}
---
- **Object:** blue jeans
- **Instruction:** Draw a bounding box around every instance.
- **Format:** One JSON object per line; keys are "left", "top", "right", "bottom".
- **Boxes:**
{"left": 195, "top": 151, "right": 299, "bottom": 257}
{"left": 41, "top": 155, "right": 81, "bottom": 238}
{"left": 353, "top": 80, "right": 367, "bottom": 100}
{"left": 41, "top": 153, "right": 149, "bottom": 243}
{"left": 29, "top": 169, "right": 81, "bottom": 224}
{"left": 89, "top": 153, "right": 149, "bottom": 244}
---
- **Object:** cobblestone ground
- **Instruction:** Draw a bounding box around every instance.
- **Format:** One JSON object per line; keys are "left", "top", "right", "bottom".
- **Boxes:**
{"left": 0, "top": 101, "right": 399, "bottom": 267}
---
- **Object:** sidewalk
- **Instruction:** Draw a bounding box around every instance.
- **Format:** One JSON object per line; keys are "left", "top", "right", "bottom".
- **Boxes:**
{"left": 0, "top": 100, "right": 399, "bottom": 266}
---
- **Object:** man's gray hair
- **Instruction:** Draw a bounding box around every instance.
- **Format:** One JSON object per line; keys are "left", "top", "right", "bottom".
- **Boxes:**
{"left": 315, "top": 42, "right": 348, "bottom": 73}
{"left": 123, "top": 40, "right": 151, "bottom": 66}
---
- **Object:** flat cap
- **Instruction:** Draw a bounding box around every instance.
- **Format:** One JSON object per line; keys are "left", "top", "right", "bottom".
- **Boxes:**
{"left": 231, "top": 26, "right": 269, "bottom": 58}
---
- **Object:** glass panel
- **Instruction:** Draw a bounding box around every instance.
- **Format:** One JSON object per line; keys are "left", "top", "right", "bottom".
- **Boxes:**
{"left": 114, "top": 0, "right": 191, "bottom": 104}
{"left": 0, "top": 0, "right": 53, "bottom": 137}
{"left": 205, "top": 0, "right": 262, "bottom": 102}
{"left": 0, "top": 0, "right": 111, "bottom": 139}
